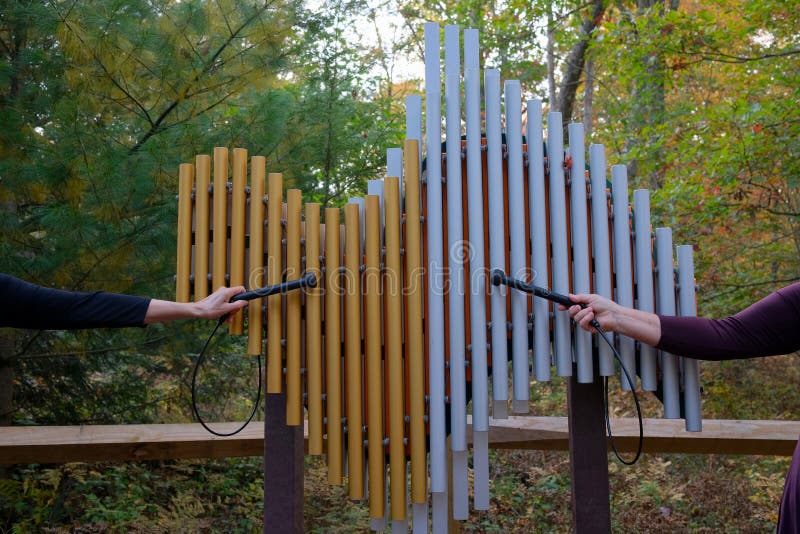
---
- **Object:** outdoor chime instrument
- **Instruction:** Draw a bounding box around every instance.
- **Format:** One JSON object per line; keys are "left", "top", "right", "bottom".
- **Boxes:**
{"left": 175, "top": 22, "right": 702, "bottom": 533}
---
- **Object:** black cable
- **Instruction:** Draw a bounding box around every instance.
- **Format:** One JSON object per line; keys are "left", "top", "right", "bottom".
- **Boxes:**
{"left": 191, "top": 317, "right": 262, "bottom": 437}
{"left": 593, "top": 322, "right": 643, "bottom": 465}
{"left": 188, "top": 274, "right": 315, "bottom": 437}
{"left": 490, "top": 270, "right": 643, "bottom": 464}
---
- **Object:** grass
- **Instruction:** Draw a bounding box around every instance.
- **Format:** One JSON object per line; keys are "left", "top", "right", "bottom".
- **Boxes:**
{"left": 1, "top": 451, "right": 784, "bottom": 532}
{"left": 2, "top": 355, "right": 798, "bottom": 532}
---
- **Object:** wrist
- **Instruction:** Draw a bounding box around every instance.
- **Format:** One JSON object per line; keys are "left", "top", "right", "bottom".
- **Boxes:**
{"left": 616, "top": 305, "right": 661, "bottom": 346}
{"left": 187, "top": 301, "right": 205, "bottom": 319}
{"left": 611, "top": 304, "right": 636, "bottom": 336}
{"left": 606, "top": 301, "right": 624, "bottom": 332}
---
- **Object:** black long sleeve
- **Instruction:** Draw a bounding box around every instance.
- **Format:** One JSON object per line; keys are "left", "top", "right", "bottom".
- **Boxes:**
{"left": 0, "top": 274, "right": 151, "bottom": 329}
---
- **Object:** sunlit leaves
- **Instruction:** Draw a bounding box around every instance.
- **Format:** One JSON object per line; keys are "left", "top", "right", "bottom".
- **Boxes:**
{"left": 586, "top": 0, "right": 800, "bottom": 313}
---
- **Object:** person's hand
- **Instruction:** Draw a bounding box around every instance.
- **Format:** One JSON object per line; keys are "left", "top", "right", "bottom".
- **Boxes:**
{"left": 558, "top": 293, "right": 621, "bottom": 333}
{"left": 193, "top": 286, "right": 248, "bottom": 321}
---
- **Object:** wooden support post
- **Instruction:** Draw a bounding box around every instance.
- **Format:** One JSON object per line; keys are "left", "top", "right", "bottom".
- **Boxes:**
{"left": 264, "top": 392, "right": 303, "bottom": 534}
{"left": 567, "top": 369, "right": 611, "bottom": 534}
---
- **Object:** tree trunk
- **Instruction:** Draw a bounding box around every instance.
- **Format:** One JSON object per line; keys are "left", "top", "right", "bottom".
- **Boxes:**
{"left": 583, "top": 55, "right": 595, "bottom": 138}
{"left": 547, "top": 0, "right": 557, "bottom": 109}
{"left": 557, "top": 0, "right": 606, "bottom": 141}
{"left": 0, "top": 329, "right": 15, "bottom": 479}
{"left": 625, "top": 0, "right": 678, "bottom": 189}
{"left": 0, "top": 330, "right": 14, "bottom": 427}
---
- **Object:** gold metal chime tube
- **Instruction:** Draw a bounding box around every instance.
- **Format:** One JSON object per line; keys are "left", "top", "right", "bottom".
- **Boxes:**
{"left": 248, "top": 156, "right": 266, "bottom": 355}
{"left": 404, "top": 139, "right": 427, "bottom": 504}
{"left": 324, "top": 207, "right": 343, "bottom": 485}
{"left": 194, "top": 155, "right": 211, "bottom": 300}
{"left": 286, "top": 189, "right": 303, "bottom": 425}
{"left": 384, "top": 177, "right": 406, "bottom": 520}
{"left": 305, "top": 203, "right": 324, "bottom": 455}
{"left": 266, "top": 173, "right": 284, "bottom": 393}
{"left": 344, "top": 203, "right": 364, "bottom": 499}
{"left": 176, "top": 163, "right": 194, "bottom": 303}
{"left": 212, "top": 147, "right": 228, "bottom": 292}
{"left": 229, "top": 148, "right": 247, "bottom": 335}
{"left": 365, "top": 194, "right": 385, "bottom": 518}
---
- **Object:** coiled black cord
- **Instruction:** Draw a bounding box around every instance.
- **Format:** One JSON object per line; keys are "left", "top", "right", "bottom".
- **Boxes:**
{"left": 190, "top": 317, "right": 262, "bottom": 437}
{"left": 188, "top": 275, "right": 315, "bottom": 437}
{"left": 593, "top": 322, "right": 643, "bottom": 465}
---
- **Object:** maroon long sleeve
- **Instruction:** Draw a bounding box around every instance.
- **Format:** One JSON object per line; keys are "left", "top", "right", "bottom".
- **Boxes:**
{"left": 656, "top": 282, "right": 800, "bottom": 361}
{"left": 656, "top": 282, "right": 800, "bottom": 532}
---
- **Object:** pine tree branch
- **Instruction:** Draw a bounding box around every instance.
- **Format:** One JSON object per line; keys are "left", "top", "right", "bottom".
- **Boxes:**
{"left": 0, "top": 35, "right": 12, "bottom": 57}
{"left": 718, "top": 201, "right": 800, "bottom": 218}
{"left": 707, "top": 277, "right": 800, "bottom": 301}
{"left": 545, "top": 1, "right": 597, "bottom": 30}
{"left": 50, "top": 5, "right": 154, "bottom": 126}
{"left": 17, "top": 336, "right": 168, "bottom": 360}
{"left": 151, "top": 89, "right": 241, "bottom": 134}
{"left": 672, "top": 48, "right": 800, "bottom": 64}
{"left": 129, "top": 2, "right": 278, "bottom": 154}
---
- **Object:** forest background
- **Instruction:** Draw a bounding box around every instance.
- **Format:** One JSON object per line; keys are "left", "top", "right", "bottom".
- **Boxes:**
{"left": 0, "top": 0, "right": 798, "bottom": 531}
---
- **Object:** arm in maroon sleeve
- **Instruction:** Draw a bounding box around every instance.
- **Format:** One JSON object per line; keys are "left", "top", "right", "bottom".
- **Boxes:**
{"left": 0, "top": 274, "right": 150, "bottom": 330}
{"left": 657, "top": 282, "right": 800, "bottom": 360}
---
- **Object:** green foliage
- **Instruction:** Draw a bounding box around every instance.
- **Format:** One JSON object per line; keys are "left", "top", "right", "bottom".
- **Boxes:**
{"left": 0, "top": 472, "right": 60, "bottom": 532}
{"left": 1, "top": 458, "right": 265, "bottom": 532}
{"left": 399, "top": 0, "right": 585, "bottom": 94}
{"left": 589, "top": 0, "right": 800, "bottom": 313}
{"left": 1, "top": 0, "right": 799, "bottom": 531}
{"left": 0, "top": 0, "right": 403, "bottom": 427}
{"left": 0, "top": 450, "right": 788, "bottom": 532}
{"left": 1, "top": 0, "right": 298, "bottom": 285}
{"left": 303, "top": 458, "right": 370, "bottom": 533}
{"left": 0, "top": 0, "right": 298, "bottom": 426}
{"left": 280, "top": 0, "right": 406, "bottom": 206}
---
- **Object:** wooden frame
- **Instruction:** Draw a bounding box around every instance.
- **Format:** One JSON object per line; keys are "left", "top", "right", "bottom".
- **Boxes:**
{"left": 3, "top": 417, "right": 799, "bottom": 465}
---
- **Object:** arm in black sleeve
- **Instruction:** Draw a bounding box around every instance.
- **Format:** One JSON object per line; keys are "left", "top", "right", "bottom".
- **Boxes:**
{"left": 0, "top": 274, "right": 151, "bottom": 330}
{"left": 657, "top": 282, "right": 800, "bottom": 361}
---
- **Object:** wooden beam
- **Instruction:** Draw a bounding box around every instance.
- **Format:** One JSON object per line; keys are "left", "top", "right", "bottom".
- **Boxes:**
{"left": 2, "top": 417, "right": 799, "bottom": 465}
{"left": 484, "top": 417, "right": 800, "bottom": 456}
{"left": 0, "top": 422, "right": 266, "bottom": 465}
{"left": 264, "top": 392, "right": 304, "bottom": 533}
{"left": 567, "top": 373, "right": 611, "bottom": 533}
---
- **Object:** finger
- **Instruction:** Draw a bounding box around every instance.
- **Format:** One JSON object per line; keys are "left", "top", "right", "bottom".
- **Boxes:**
{"left": 573, "top": 307, "right": 590, "bottom": 324}
{"left": 569, "top": 293, "right": 594, "bottom": 305}
{"left": 215, "top": 286, "right": 247, "bottom": 307}
{"left": 224, "top": 286, "right": 246, "bottom": 298}
{"left": 222, "top": 297, "right": 248, "bottom": 311}
{"left": 560, "top": 302, "right": 579, "bottom": 313}
{"left": 578, "top": 309, "right": 596, "bottom": 329}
